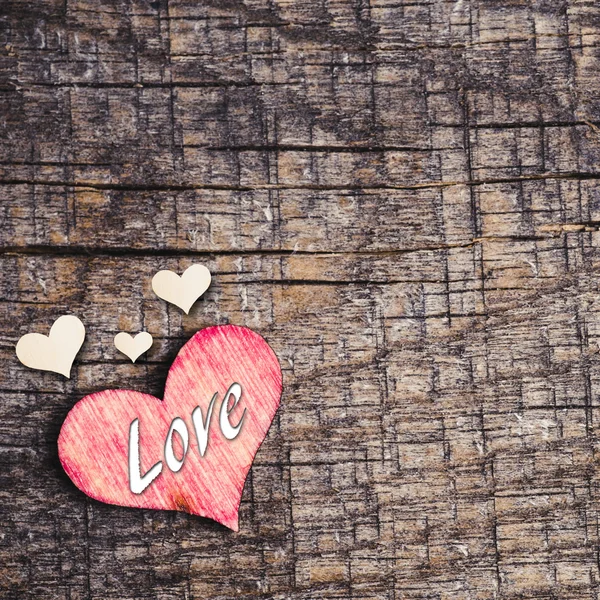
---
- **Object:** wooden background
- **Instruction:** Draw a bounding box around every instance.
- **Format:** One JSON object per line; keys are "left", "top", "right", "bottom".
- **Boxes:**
{"left": 2, "top": 0, "right": 600, "bottom": 598}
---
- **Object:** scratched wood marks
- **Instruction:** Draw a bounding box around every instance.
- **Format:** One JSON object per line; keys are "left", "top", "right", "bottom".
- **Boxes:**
{"left": 2, "top": 0, "right": 600, "bottom": 599}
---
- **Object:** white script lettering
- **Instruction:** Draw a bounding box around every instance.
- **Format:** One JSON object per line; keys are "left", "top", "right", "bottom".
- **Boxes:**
{"left": 128, "top": 383, "right": 245, "bottom": 494}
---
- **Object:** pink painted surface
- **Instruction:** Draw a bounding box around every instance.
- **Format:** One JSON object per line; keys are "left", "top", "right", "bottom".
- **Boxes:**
{"left": 58, "top": 325, "right": 282, "bottom": 531}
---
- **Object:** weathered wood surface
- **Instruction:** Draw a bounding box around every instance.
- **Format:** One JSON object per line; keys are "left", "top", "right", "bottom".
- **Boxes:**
{"left": 2, "top": 0, "right": 600, "bottom": 598}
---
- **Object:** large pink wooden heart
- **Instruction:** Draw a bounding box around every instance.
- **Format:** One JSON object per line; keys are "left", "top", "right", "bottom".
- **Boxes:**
{"left": 58, "top": 325, "right": 282, "bottom": 531}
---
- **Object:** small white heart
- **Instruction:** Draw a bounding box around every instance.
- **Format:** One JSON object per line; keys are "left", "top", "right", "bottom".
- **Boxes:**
{"left": 151, "top": 264, "right": 211, "bottom": 314}
{"left": 16, "top": 315, "right": 86, "bottom": 378}
{"left": 114, "top": 332, "right": 153, "bottom": 363}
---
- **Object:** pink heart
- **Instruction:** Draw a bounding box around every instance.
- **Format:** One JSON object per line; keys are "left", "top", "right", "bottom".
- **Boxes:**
{"left": 58, "top": 325, "right": 282, "bottom": 531}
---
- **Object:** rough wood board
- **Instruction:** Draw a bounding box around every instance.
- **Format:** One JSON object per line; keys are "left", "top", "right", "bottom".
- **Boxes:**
{"left": 1, "top": 0, "right": 600, "bottom": 598}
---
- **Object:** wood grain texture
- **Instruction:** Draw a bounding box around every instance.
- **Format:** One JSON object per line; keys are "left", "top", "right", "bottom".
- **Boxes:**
{"left": 1, "top": 0, "right": 600, "bottom": 598}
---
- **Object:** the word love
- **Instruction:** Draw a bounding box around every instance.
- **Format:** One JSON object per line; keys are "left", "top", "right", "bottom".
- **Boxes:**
{"left": 129, "top": 383, "right": 246, "bottom": 494}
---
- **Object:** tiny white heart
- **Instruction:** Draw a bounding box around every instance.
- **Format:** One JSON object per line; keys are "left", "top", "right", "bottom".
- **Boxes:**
{"left": 114, "top": 332, "right": 153, "bottom": 363}
{"left": 16, "top": 315, "right": 86, "bottom": 378}
{"left": 151, "top": 264, "right": 211, "bottom": 314}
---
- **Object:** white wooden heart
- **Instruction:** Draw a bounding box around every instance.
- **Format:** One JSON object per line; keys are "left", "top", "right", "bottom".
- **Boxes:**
{"left": 151, "top": 264, "right": 211, "bottom": 314}
{"left": 16, "top": 315, "right": 86, "bottom": 378}
{"left": 114, "top": 332, "right": 153, "bottom": 363}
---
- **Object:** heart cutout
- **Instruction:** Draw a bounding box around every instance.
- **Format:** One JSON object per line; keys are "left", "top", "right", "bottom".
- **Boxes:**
{"left": 114, "top": 331, "right": 153, "bottom": 362}
{"left": 16, "top": 315, "right": 85, "bottom": 378}
{"left": 58, "top": 325, "right": 282, "bottom": 531}
{"left": 152, "top": 264, "right": 211, "bottom": 314}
